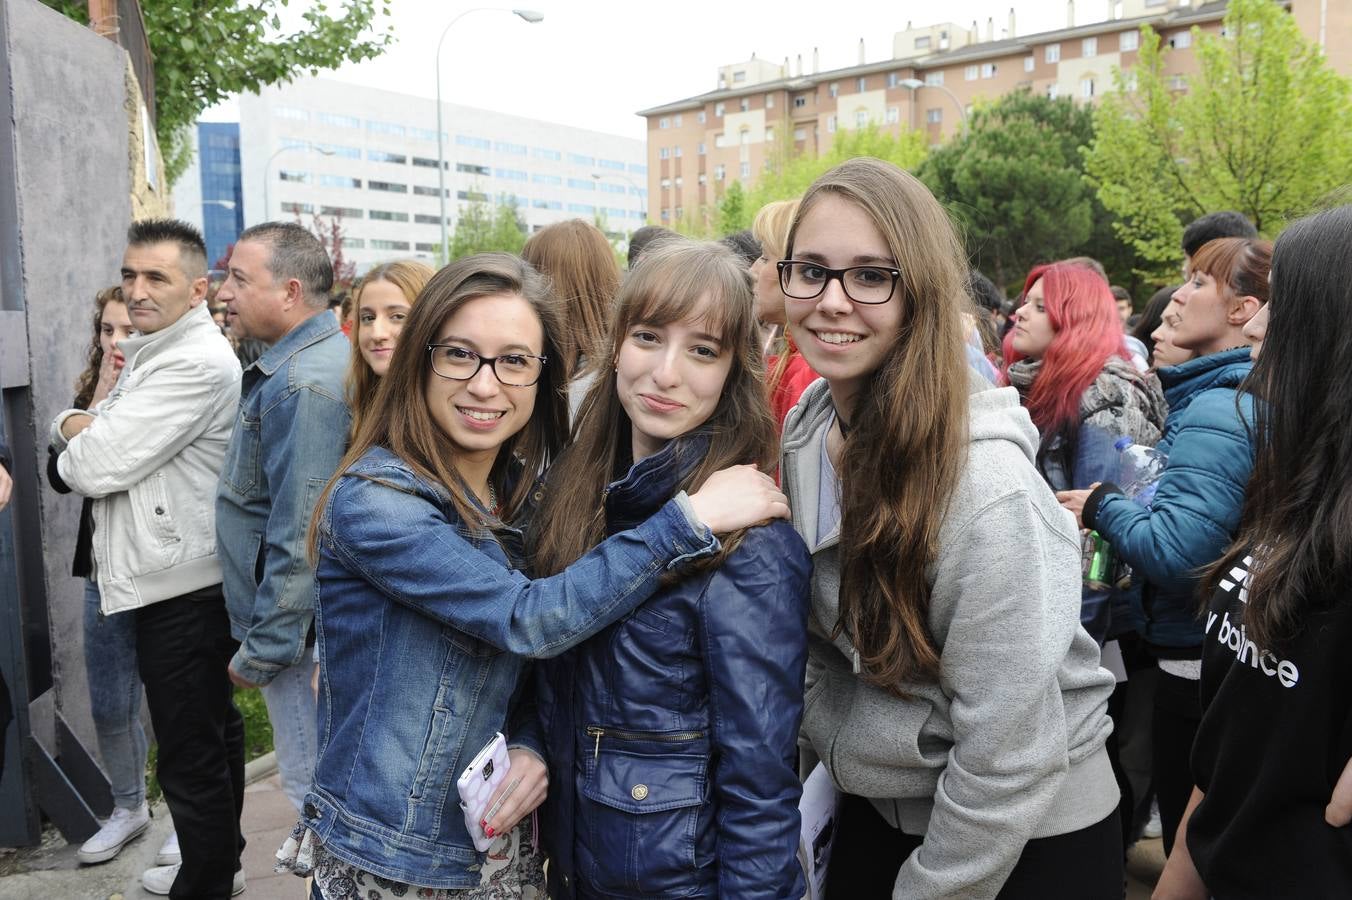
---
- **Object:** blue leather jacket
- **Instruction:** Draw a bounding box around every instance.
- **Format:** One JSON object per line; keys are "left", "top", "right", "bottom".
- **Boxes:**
{"left": 303, "top": 446, "right": 719, "bottom": 889}
{"left": 537, "top": 435, "right": 811, "bottom": 899}
{"left": 1084, "top": 349, "right": 1255, "bottom": 653}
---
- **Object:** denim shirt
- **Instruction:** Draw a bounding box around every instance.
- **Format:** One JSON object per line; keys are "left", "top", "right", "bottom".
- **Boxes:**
{"left": 305, "top": 446, "right": 719, "bottom": 889}
{"left": 215, "top": 310, "right": 351, "bottom": 685}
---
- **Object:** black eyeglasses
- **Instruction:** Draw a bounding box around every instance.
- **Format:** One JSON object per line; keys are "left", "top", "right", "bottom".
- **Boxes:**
{"left": 777, "top": 260, "right": 902, "bottom": 305}
{"left": 427, "top": 344, "right": 547, "bottom": 387}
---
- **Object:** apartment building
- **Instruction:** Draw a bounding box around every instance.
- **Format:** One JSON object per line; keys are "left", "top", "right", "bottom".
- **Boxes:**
{"left": 180, "top": 77, "right": 648, "bottom": 272}
{"left": 638, "top": 0, "right": 1350, "bottom": 228}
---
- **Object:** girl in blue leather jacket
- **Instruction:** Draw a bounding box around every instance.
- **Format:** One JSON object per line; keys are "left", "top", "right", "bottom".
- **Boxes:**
{"left": 529, "top": 239, "right": 812, "bottom": 899}
{"left": 280, "top": 253, "right": 789, "bottom": 899}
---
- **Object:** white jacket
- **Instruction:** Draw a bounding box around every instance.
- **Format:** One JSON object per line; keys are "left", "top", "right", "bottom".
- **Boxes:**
{"left": 51, "top": 303, "right": 241, "bottom": 614}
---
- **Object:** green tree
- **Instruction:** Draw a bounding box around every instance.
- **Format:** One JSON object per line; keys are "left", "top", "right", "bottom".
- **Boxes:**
{"left": 747, "top": 124, "right": 928, "bottom": 214}
{"left": 716, "top": 181, "right": 750, "bottom": 235}
{"left": 450, "top": 193, "right": 525, "bottom": 259}
{"left": 1084, "top": 0, "right": 1352, "bottom": 270}
{"left": 45, "top": 0, "right": 394, "bottom": 186}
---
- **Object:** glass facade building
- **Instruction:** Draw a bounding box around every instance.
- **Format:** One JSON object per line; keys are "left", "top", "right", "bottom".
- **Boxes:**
{"left": 198, "top": 122, "right": 244, "bottom": 268}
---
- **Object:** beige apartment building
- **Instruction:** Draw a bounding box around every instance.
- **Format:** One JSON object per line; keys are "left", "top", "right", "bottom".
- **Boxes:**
{"left": 638, "top": 0, "right": 1351, "bottom": 228}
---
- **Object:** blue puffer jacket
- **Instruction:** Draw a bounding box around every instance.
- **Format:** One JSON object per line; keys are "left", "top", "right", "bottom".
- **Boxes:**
{"left": 537, "top": 433, "right": 811, "bottom": 899}
{"left": 1084, "top": 349, "right": 1255, "bottom": 654}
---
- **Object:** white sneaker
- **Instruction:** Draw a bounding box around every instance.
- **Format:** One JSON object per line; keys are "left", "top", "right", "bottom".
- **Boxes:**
{"left": 155, "top": 829, "right": 181, "bottom": 866}
{"left": 76, "top": 803, "right": 150, "bottom": 864}
{"left": 1143, "top": 803, "right": 1163, "bottom": 839}
{"left": 141, "top": 863, "right": 246, "bottom": 896}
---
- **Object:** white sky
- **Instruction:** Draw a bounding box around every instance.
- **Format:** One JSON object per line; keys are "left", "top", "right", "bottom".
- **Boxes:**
{"left": 204, "top": 0, "right": 1074, "bottom": 140}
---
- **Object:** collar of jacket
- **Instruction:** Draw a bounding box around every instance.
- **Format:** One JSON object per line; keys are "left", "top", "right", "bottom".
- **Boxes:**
{"left": 250, "top": 309, "right": 342, "bottom": 377}
{"left": 1156, "top": 346, "right": 1253, "bottom": 407}
{"left": 603, "top": 429, "right": 712, "bottom": 533}
{"left": 117, "top": 302, "right": 215, "bottom": 367}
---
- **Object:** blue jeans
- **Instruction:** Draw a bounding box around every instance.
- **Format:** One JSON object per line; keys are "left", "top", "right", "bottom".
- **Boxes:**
{"left": 260, "top": 661, "right": 317, "bottom": 813}
{"left": 83, "top": 579, "right": 148, "bottom": 810}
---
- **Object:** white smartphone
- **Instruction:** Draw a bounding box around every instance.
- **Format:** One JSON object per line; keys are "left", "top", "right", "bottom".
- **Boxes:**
{"left": 456, "top": 732, "right": 511, "bottom": 852}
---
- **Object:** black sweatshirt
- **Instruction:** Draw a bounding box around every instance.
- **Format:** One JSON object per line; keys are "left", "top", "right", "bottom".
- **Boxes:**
{"left": 1188, "top": 549, "right": 1352, "bottom": 898}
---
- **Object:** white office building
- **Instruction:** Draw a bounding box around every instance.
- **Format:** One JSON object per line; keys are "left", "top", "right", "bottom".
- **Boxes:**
{"left": 224, "top": 76, "right": 647, "bottom": 270}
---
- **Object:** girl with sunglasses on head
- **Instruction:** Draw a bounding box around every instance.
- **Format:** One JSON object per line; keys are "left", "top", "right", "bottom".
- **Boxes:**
{"left": 529, "top": 238, "right": 811, "bottom": 899}
{"left": 778, "top": 157, "right": 1121, "bottom": 899}
{"left": 281, "top": 254, "right": 787, "bottom": 899}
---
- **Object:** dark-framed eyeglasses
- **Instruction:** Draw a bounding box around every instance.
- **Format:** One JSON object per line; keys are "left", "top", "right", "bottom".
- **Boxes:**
{"left": 777, "top": 260, "right": 902, "bottom": 305}
{"left": 426, "top": 344, "right": 547, "bottom": 387}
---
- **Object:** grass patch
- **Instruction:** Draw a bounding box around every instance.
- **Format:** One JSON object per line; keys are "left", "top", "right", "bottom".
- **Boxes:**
{"left": 144, "top": 687, "right": 275, "bottom": 802}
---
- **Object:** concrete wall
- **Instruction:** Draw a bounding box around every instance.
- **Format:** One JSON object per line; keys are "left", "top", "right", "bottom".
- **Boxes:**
{"left": 6, "top": 0, "right": 134, "bottom": 768}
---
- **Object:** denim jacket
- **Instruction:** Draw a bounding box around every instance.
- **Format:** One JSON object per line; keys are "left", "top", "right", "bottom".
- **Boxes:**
{"left": 215, "top": 310, "right": 351, "bottom": 685}
{"left": 304, "top": 446, "right": 719, "bottom": 889}
{"left": 537, "top": 434, "right": 811, "bottom": 900}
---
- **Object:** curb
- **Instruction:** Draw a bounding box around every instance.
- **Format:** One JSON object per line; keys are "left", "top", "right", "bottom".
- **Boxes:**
{"left": 243, "top": 750, "right": 278, "bottom": 787}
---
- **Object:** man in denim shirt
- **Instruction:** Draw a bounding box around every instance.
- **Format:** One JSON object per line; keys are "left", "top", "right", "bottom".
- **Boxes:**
{"left": 215, "top": 222, "right": 351, "bottom": 814}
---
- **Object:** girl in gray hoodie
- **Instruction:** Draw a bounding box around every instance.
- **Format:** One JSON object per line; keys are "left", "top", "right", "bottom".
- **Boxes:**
{"left": 777, "top": 158, "right": 1121, "bottom": 899}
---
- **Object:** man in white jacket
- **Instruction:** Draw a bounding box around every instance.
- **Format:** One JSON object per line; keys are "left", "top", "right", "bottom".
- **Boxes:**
{"left": 50, "top": 220, "right": 245, "bottom": 900}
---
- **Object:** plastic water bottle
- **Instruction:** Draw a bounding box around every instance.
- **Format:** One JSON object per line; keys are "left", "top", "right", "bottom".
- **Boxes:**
{"left": 1115, "top": 436, "right": 1168, "bottom": 508}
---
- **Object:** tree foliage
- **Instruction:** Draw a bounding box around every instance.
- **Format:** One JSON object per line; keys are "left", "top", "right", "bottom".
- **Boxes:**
{"left": 45, "top": 0, "right": 394, "bottom": 187}
{"left": 1084, "top": 0, "right": 1352, "bottom": 270}
{"left": 450, "top": 194, "right": 526, "bottom": 259}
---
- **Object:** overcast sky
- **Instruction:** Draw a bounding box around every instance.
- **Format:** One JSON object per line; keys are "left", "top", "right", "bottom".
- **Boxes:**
{"left": 205, "top": 0, "right": 1075, "bottom": 140}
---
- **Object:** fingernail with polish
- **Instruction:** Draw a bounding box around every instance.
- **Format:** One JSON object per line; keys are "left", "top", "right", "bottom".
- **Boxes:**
{"left": 485, "top": 826, "right": 495, "bottom": 838}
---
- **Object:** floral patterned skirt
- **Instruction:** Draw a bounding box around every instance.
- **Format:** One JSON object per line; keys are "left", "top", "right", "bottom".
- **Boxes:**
{"left": 276, "top": 819, "right": 546, "bottom": 900}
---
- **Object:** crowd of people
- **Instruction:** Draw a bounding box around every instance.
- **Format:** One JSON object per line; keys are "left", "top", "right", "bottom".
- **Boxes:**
{"left": 23, "top": 155, "right": 1352, "bottom": 899}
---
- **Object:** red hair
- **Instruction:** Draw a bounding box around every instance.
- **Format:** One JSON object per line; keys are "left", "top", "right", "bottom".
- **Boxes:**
{"left": 1004, "top": 262, "right": 1127, "bottom": 435}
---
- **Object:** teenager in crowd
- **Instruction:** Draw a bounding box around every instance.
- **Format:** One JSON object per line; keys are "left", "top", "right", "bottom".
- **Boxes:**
{"left": 530, "top": 239, "right": 811, "bottom": 898}
{"left": 1153, "top": 205, "right": 1352, "bottom": 899}
{"left": 282, "top": 253, "right": 787, "bottom": 898}
{"left": 1004, "top": 262, "right": 1166, "bottom": 640}
{"left": 1131, "top": 285, "right": 1178, "bottom": 367}
{"left": 750, "top": 198, "right": 818, "bottom": 427}
{"left": 521, "top": 219, "right": 621, "bottom": 415}
{"left": 44, "top": 288, "right": 179, "bottom": 867}
{"left": 1149, "top": 301, "right": 1195, "bottom": 369}
{"left": 1061, "top": 236, "right": 1270, "bottom": 856}
{"left": 1180, "top": 211, "right": 1257, "bottom": 273}
{"left": 779, "top": 158, "right": 1120, "bottom": 898}
{"left": 345, "top": 260, "right": 434, "bottom": 439}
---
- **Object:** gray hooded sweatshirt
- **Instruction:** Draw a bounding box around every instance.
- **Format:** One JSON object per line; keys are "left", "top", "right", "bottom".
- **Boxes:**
{"left": 781, "top": 377, "right": 1118, "bottom": 900}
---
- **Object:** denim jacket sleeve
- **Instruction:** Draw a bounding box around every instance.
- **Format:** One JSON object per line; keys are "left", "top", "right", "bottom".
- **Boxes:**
{"left": 697, "top": 524, "right": 811, "bottom": 898}
{"left": 322, "top": 467, "right": 719, "bottom": 658}
{"left": 230, "top": 385, "right": 351, "bottom": 685}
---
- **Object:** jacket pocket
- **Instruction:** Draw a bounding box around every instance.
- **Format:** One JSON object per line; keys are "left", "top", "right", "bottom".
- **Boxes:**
{"left": 222, "top": 411, "right": 260, "bottom": 496}
{"left": 136, "top": 471, "right": 181, "bottom": 549}
{"left": 579, "top": 728, "right": 710, "bottom": 896}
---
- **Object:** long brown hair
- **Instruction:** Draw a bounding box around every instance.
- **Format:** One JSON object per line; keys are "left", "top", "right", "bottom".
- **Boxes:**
{"left": 1203, "top": 205, "right": 1352, "bottom": 648}
{"left": 521, "top": 219, "right": 620, "bottom": 374}
{"left": 529, "top": 238, "right": 776, "bottom": 576}
{"left": 345, "top": 260, "right": 435, "bottom": 440}
{"left": 74, "top": 287, "right": 126, "bottom": 410}
{"left": 786, "top": 158, "right": 971, "bottom": 694}
{"left": 308, "top": 253, "right": 568, "bottom": 561}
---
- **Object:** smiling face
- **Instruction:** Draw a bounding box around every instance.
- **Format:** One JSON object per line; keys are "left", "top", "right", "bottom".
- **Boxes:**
{"left": 120, "top": 242, "right": 205, "bottom": 334}
{"left": 100, "top": 299, "right": 134, "bottom": 372}
{"left": 1011, "top": 277, "right": 1056, "bottom": 360}
{"left": 784, "top": 193, "right": 902, "bottom": 414}
{"left": 356, "top": 279, "right": 411, "bottom": 378}
{"left": 615, "top": 292, "right": 734, "bottom": 461}
{"left": 424, "top": 292, "right": 543, "bottom": 473}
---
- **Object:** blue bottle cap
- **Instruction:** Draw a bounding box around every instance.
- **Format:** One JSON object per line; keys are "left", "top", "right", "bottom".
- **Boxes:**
{"left": 1114, "top": 436, "right": 1133, "bottom": 451}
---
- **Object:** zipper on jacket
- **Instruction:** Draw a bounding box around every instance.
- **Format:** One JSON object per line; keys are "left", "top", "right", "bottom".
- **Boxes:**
{"left": 584, "top": 725, "right": 706, "bottom": 761}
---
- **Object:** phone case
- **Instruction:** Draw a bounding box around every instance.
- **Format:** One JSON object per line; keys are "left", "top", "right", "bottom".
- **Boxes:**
{"left": 457, "top": 732, "right": 511, "bottom": 852}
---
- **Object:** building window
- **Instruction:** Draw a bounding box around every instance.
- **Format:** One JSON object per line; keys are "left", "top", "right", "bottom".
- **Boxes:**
{"left": 1083, "top": 37, "right": 1098, "bottom": 57}
{"left": 367, "top": 180, "right": 408, "bottom": 193}
{"left": 659, "top": 147, "right": 670, "bottom": 159}
{"left": 1045, "top": 43, "right": 1061, "bottom": 63}
{"left": 413, "top": 214, "right": 445, "bottom": 225}
{"left": 599, "top": 158, "right": 625, "bottom": 171}
{"left": 566, "top": 178, "right": 596, "bottom": 190}
{"left": 660, "top": 178, "right": 672, "bottom": 189}
{"left": 413, "top": 185, "right": 449, "bottom": 197}
{"left": 1169, "top": 75, "right": 1187, "bottom": 91}
{"left": 886, "top": 106, "right": 900, "bottom": 124}
{"left": 674, "top": 114, "right": 683, "bottom": 127}
{"left": 826, "top": 115, "right": 837, "bottom": 133}
{"left": 280, "top": 201, "right": 313, "bottom": 214}
{"left": 740, "top": 97, "right": 750, "bottom": 112}
{"left": 697, "top": 142, "right": 706, "bottom": 155}
{"left": 965, "top": 65, "right": 979, "bottom": 81}
{"left": 414, "top": 243, "right": 438, "bottom": 253}
{"left": 456, "top": 134, "right": 491, "bottom": 150}
{"left": 319, "top": 174, "right": 362, "bottom": 189}
{"left": 343, "top": 238, "right": 365, "bottom": 249}
{"left": 532, "top": 147, "right": 562, "bottom": 161}
{"left": 674, "top": 146, "right": 683, "bottom": 158}
{"left": 494, "top": 141, "right": 527, "bottom": 155}
{"left": 715, "top": 102, "right": 725, "bottom": 117}
{"left": 369, "top": 210, "right": 409, "bottom": 222}
{"left": 674, "top": 176, "right": 683, "bottom": 187}
{"left": 765, "top": 127, "right": 775, "bottom": 142}
{"left": 887, "top": 72, "right": 899, "bottom": 88}
{"left": 659, "top": 117, "right": 669, "bottom": 129}
{"left": 629, "top": 163, "right": 647, "bottom": 174}
{"left": 714, "top": 133, "right": 726, "bottom": 148}
{"left": 794, "top": 95, "right": 808, "bottom": 108}
{"left": 412, "top": 157, "right": 446, "bottom": 169}
{"left": 370, "top": 239, "right": 411, "bottom": 251}
{"left": 566, "top": 203, "right": 595, "bottom": 215}
{"left": 856, "top": 77, "right": 867, "bottom": 92}
{"left": 739, "top": 128, "right": 751, "bottom": 145}
{"left": 855, "top": 109, "right": 869, "bottom": 127}
{"left": 925, "top": 71, "right": 944, "bottom": 86}
{"left": 926, "top": 108, "right": 942, "bottom": 124}
{"left": 456, "top": 162, "right": 490, "bottom": 176}
{"left": 598, "top": 182, "right": 625, "bottom": 195}
{"left": 367, "top": 150, "right": 407, "bottom": 164}
{"left": 1169, "top": 31, "right": 1192, "bottom": 49}
{"left": 367, "top": 121, "right": 406, "bottom": 138}
{"left": 1047, "top": 84, "right": 1061, "bottom": 99}
{"left": 829, "top": 82, "right": 839, "bottom": 98}
{"left": 698, "top": 173, "right": 707, "bottom": 184}
{"left": 568, "top": 153, "right": 595, "bottom": 166}
{"left": 274, "top": 106, "right": 308, "bottom": 121}
{"left": 1024, "top": 56, "right": 1036, "bottom": 73}
{"left": 765, "top": 93, "right": 774, "bottom": 108}
{"left": 915, "top": 35, "right": 931, "bottom": 50}
{"left": 456, "top": 190, "right": 488, "bottom": 202}
{"left": 1081, "top": 77, "right": 1095, "bottom": 98}
{"left": 739, "top": 162, "right": 750, "bottom": 179}
{"left": 410, "top": 128, "right": 446, "bottom": 143}
{"left": 1120, "top": 30, "right": 1139, "bottom": 52}
{"left": 495, "top": 168, "right": 528, "bottom": 182}
{"left": 982, "top": 63, "right": 997, "bottom": 78}
{"left": 278, "top": 169, "right": 309, "bottom": 183}
{"left": 698, "top": 110, "right": 707, "bottom": 124}
{"left": 733, "top": 70, "right": 746, "bottom": 82}
{"left": 714, "top": 164, "right": 725, "bottom": 181}
{"left": 316, "top": 112, "right": 359, "bottom": 128}
{"left": 316, "top": 143, "right": 361, "bottom": 159}
{"left": 320, "top": 206, "right": 363, "bottom": 219}
{"left": 1126, "top": 70, "right": 1139, "bottom": 91}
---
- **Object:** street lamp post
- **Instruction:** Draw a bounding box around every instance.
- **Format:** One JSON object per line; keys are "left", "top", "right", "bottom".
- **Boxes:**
{"left": 435, "top": 8, "right": 544, "bottom": 261}
{"left": 261, "top": 143, "right": 333, "bottom": 224}
{"left": 898, "top": 78, "right": 967, "bottom": 135}
{"left": 590, "top": 171, "right": 646, "bottom": 227}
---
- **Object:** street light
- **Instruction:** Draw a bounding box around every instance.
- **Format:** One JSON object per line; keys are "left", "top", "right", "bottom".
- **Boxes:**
{"left": 261, "top": 143, "right": 334, "bottom": 224}
{"left": 436, "top": 8, "right": 544, "bottom": 261}
{"left": 897, "top": 77, "right": 967, "bottom": 133}
{"left": 591, "top": 172, "right": 646, "bottom": 226}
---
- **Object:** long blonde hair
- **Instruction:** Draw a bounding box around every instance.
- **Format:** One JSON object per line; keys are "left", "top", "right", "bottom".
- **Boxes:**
{"left": 787, "top": 158, "right": 971, "bottom": 693}
{"left": 345, "top": 260, "right": 434, "bottom": 440}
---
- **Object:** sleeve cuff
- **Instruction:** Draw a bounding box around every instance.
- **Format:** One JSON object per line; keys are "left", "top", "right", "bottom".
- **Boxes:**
{"left": 230, "top": 649, "right": 283, "bottom": 687}
{"left": 1083, "top": 482, "right": 1123, "bottom": 533}
{"left": 49, "top": 409, "right": 86, "bottom": 452}
{"left": 665, "top": 492, "right": 721, "bottom": 570}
